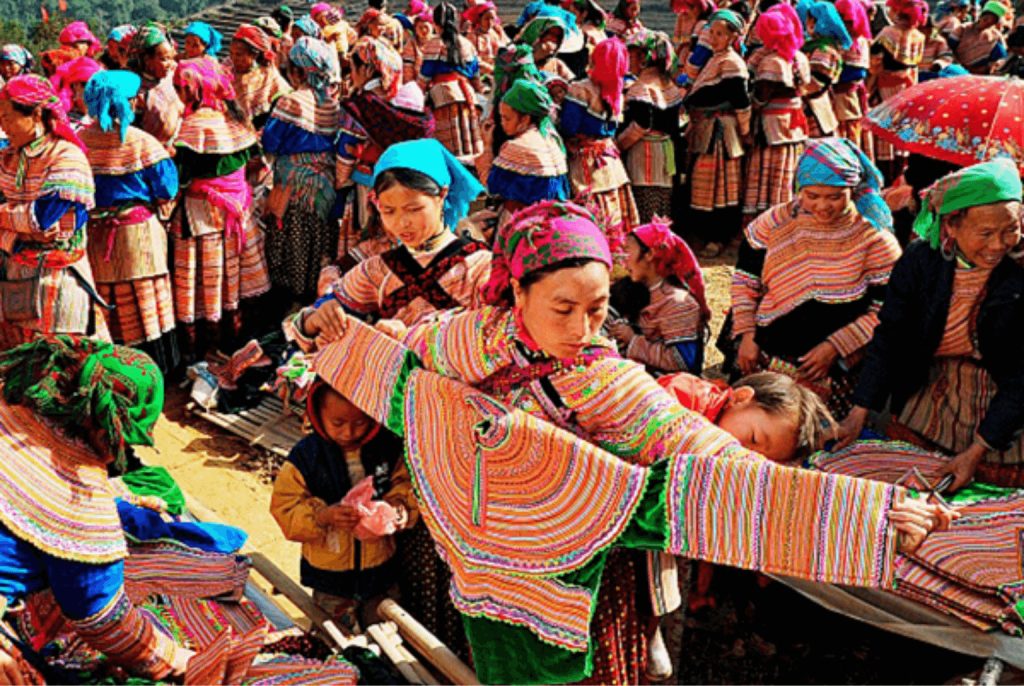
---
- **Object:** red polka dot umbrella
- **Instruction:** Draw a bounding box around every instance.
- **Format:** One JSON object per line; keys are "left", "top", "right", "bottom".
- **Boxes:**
{"left": 867, "top": 75, "right": 1024, "bottom": 173}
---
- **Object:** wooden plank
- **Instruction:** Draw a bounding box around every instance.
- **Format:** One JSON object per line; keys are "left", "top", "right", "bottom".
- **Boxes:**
{"left": 367, "top": 623, "right": 427, "bottom": 685}
{"left": 378, "top": 599, "right": 479, "bottom": 685}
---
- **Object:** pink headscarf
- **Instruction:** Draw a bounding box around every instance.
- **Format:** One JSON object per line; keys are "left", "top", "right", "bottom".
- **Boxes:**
{"left": 0, "top": 74, "right": 85, "bottom": 150}
{"left": 631, "top": 218, "right": 709, "bottom": 320}
{"left": 886, "top": 0, "right": 928, "bottom": 27}
{"left": 59, "top": 21, "right": 101, "bottom": 56}
{"left": 835, "top": 0, "right": 872, "bottom": 40}
{"left": 312, "top": 3, "right": 345, "bottom": 26}
{"left": 173, "top": 58, "right": 236, "bottom": 115}
{"left": 671, "top": 0, "right": 715, "bottom": 16}
{"left": 481, "top": 201, "right": 613, "bottom": 306}
{"left": 409, "top": 0, "right": 431, "bottom": 15}
{"left": 589, "top": 37, "right": 628, "bottom": 117}
{"left": 755, "top": 3, "right": 805, "bottom": 62}
{"left": 51, "top": 56, "right": 102, "bottom": 114}
{"left": 463, "top": 1, "right": 498, "bottom": 25}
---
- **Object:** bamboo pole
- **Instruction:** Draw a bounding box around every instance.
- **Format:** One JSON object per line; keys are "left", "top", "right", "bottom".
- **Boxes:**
{"left": 378, "top": 598, "right": 480, "bottom": 685}
{"left": 366, "top": 622, "right": 427, "bottom": 684}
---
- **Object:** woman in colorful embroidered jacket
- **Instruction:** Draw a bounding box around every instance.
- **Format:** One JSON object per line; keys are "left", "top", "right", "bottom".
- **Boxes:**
{"left": 261, "top": 37, "right": 340, "bottom": 308}
{"left": 464, "top": 2, "right": 508, "bottom": 78}
{"left": 50, "top": 56, "right": 103, "bottom": 132}
{"left": 559, "top": 37, "right": 639, "bottom": 253}
{"left": 488, "top": 79, "right": 571, "bottom": 219}
{"left": 0, "top": 75, "right": 108, "bottom": 349}
{"left": 335, "top": 37, "right": 436, "bottom": 270}
{"left": 672, "top": 0, "right": 715, "bottom": 67}
{"left": 609, "top": 217, "right": 709, "bottom": 374}
{"left": 516, "top": 13, "right": 577, "bottom": 84}
{"left": 948, "top": 0, "right": 1009, "bottom": 74}
{"left": 799, "top": 1, "right": 851, "bottom": 139}
{"left": 171, "top": 59, "right": 270, "bottom": 360}
{"left": 618, "top": 30, "right": 684, "bottom": 224}
{"left": 420, "top": 2, "right": 484, "bottom": 164}
{"left": 606, "top": 0, "right": 646, "bottom": 41}
{"left": 869, "top": 0, "right": 926, "bottom": 182}
{"left": 401, "top": 7, "right": 436, "bottom": 83}
{"left": 833, "top": 0, "right": 873, "bottom": 155}
{"left": 302, "top": 200, "right": 951, "bottom": 686}
{"left": 726, "top": 137, "right": 902, "bottom": 419}
{"left": 130, "top": 23, "right": 184, "bottom": 150}
{"left": 684, "top": 9, "right": 751, "bottom": 258}
{"left": 230, "top": 24, "right": 292, "bottom": 131}
{"left": 291, "top": 138, "right": 490, "bottom": 344}
{"left": 838, "top": 159, "right": 1024, "bottom": 492}
{"left": 183, "top": 21, "right": 224, "bottom": 61}
{"left": 744, "top": 4, "right": 811, "bottom": 225}
{"left": 80, "top": 71, "right": 180, "bottom": 376}
{"left": 0, "top": 337, "right": 192, "bottom": 682}
{"left": 59, "top": 21, "right": 101, "bottom": 58}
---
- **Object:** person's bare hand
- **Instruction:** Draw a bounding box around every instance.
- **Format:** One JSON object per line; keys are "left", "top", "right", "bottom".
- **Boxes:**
{"left": 170, "top": 646, "right": 195, "bottom": 679}
{"left": 736, "top": 333, "right": 761, "bottom": 375}
{"left": 0, "top": 645, "right": 26, "bottom": 685}
{"left": 375, "top": 318, "right": 407, "bottom": 339}
{"left": 607, "top": 321, "right": 635, "bottom": 345}
{"left": 316, "top": 503, "right": 361, "bottom": 530}
{"left": 891, "top": 494, "right": 959, "bottom": 554}
{"left": 798, "top": 341, "right": 838, "bottom": 381}
{"left": 833, "top": 406, "right": 869, "bottom": 451}
{"left": 27, "top": 225, "right": 59, "bottom": 244}
{"left": 305, "top": 300, "right": 349, "bottom": 344}
{"left": 317, "top": 265, "right": 342, "bottom": 296}
{"left": 939, "top": 442, "right": 987, "bottom": 492}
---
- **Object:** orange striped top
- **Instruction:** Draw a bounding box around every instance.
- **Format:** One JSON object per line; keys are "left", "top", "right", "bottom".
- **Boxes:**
{"left": 935, "top": 265, "right": 990, "bottom": 358}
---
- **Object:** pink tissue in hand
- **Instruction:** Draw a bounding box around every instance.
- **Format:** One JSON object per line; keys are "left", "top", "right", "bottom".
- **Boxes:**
{"left": 341, "top": 476, "right": 399, "bottom": 541}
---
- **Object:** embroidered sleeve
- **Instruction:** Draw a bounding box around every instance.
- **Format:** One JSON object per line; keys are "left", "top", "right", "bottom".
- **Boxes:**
{"left": 403, "top": 306, "right": 505, "bottom": 383}
{"left": 334, "top": 256, "right": 388, "bottom": 317}
{"left": 827, "top": 284, "right": 886, "bottom": 358}
{"left": 731, "top": 239, "right": 766, "bottom": 337}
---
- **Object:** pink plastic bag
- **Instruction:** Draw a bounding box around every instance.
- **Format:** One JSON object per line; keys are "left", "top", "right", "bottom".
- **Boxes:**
{"left": 340, "top": 476, "right": 399, "bottom": 541}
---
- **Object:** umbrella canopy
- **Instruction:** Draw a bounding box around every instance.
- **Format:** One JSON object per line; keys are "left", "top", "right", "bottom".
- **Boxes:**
{"left": 867, "top": 75, "right": 1024, "bottom": 173}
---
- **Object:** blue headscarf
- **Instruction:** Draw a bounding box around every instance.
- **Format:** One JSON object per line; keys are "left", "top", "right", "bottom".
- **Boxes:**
{"left": 289, "top": 36, "right": 338, "bottom": 103}
{"left": 516, "top": 0, "right": 580, "bottom": 37}
{"left": 806, "top": 1, "right": 852, "bottom": 49}
{"left": 185, "top": 21, "right": 224, "bottom": 57}
{"left": 0, "top": 44, "right": 33, "bottom": 70}
{"left": 294, "top": 15, "right": 323, "bottom": 39}
{"left": 373, "top": 139, "right": 486, "bottom": 228}
{"left": 796, "top": 137, "right": 893, "bottom": 232}
{"left": 107, "top": 25, "right": 136, "bottom": 44}
{"left": 84, "top": 70, "right": 141, "bottom": 143}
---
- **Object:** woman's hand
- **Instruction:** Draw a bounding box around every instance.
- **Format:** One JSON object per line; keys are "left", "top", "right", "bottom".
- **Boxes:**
{"left": 26, "top": 225, "right": 59, "bottom": 244}
{"left": 736, "top": 333, "right": 761, "bottom": 375}
{"left": 798, "top": 341, "right": 839, "bottom": 381}
{"left": 317, "top": 265, "right": 342, "bottom": 297}
{"left": 375, "top": 318, "right": 407, "bottom": 340}
{"left": 833, "top": 405, "right": 869, "bottom": 451}
{"left": 940, "top": 441, "right": 988, "bottom": 493}
{"left": 606, "top": 321, "right": 635, "bottom": 345}
{"left": 303, "top": 300, "right": 349, "bottom": 345}
{"left": 890, "top": 494, "right": 959, "bottom": 555}
{"left": 0, "top": 645, "right": 26, "bottom": 685}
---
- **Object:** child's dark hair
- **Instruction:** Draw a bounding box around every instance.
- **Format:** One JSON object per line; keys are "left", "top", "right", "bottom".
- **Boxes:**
{"left": 610, "top": 277, "right": 651, "bottom": 323}
{"left": 373, "top": 167, "right": 444, "bottom": 197}
{"left": 733, "top": 372, "right": 837, "bottom": 459}
{"left": 434, "top": 2, "right": 465, "bottom": 67}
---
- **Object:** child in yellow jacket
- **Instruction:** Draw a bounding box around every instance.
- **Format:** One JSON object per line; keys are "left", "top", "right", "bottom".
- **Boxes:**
{"left": 270, "top": 379, "right": 418, "bottom": 629}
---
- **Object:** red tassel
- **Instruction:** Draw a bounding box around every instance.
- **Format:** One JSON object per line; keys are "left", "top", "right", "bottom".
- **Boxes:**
{"left": 58, "top": 0, "right": 67, "bottom": 12}
{"left": 40, "top": 5, "right": 50, "bottom": 21}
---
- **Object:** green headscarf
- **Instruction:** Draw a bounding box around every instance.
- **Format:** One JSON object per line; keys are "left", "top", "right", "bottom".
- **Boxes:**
{"left": 0, "top": 336, "right": 164, "bottom": 470}
{"left": 981, "top": 0, "right": 1008, "bottom": 17}
{"left": 709, "top": 8, "right": 745, "bottom": 33}
{"left": 517, "top": 16, "right": 568, "bottom": 49}
{"left": 913, "top": 158, "right": 1022, "bottom": 249}
{"left": 502, "top": 77, "right": 559, "bottom": 141}
{"left": 493, "top": 44, "right": 543, "bottom": 101}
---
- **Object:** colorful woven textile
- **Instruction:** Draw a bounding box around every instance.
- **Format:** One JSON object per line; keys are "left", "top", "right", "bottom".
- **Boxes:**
{"left": 176, "top": 109, "right": 258, "bottom": 155}
{"left": 80, "top": 123, "right": 169, "bottom": 177}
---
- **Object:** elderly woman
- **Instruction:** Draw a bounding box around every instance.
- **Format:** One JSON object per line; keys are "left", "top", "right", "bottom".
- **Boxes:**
{"left": 0, "top": 75, "right": 107, "bottom": 349}
{"left": 0, "top": 336, "right": 189, "bottom": 681}
{"left": 948, "top": 0, "right": 1009, "bottom": 73}
{"left": 303, "top": 199, "right": 951, "bottom": 686}
{"left": 839, "top": 159, "right": 1024, "bottom": 492}
{"left": 726, "top": 137, "right": 902, "bottom": 418}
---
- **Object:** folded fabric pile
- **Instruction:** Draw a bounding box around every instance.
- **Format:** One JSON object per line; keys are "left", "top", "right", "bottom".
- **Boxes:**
{"left": 810, "top": 440, "right": 1024, "bottom": 636}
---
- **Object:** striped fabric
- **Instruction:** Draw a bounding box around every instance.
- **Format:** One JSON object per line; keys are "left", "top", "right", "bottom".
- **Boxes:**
{"left": 492, "top": 127, "right": 567, "bottom": 177}
{"left": 627, "top": 281, "right": 704, "bottom": 373}
{"left": 79, "top": 126, "right": 169, "bottom": 176}
{"left": 72, "top": 590, "right": 180, "bottom": 679}
{"left": 0, "top": 399, "right": 125, "bottom": 564}
{"left": 434, "top": 100, "right": 483, "bottom": 161}
{"left": 123, "top": 542, "right": 251, "bottom": 604}
{"left": 935, "top": 265, "right": 989, "bottom": 358}
{"left": 731, "top": 202, "right": 901, "bottom": 351}
{"left": 743, "top": 142, "right": 803, "bottom": 215}
{"left": 174, "top": 109, "right": 258, "bottom": 155}
{"left": 690, "top": 145, "right": 743, "bottom": 211}
{"left": 98, "top": 276, "right": 175, "bottom": 345}
{"left": 269, "top": 88, "right": 341, "bottom": 137}
{"left": 234, "top": 65, "right": 291, "bottom": 125}
{"left": 874, "top": 25, "right": 925, "bottom": 66}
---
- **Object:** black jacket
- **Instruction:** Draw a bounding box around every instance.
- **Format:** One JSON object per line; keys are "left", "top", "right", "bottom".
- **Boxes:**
{"left": 853, "top": 240, "right": 1024, "bottom": 450}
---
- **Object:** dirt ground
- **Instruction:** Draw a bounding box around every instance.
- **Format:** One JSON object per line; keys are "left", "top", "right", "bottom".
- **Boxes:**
{"left": 138, "top": 249, "right": 1002, "bottom": 684}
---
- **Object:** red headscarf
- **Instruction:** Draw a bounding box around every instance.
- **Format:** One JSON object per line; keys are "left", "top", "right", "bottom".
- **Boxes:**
{"left": 0, "top": 74, "right": 85, "bottom": 150}
{"left": 588, "top": 37, "right": 628, "bottom": 117}
{"left": 835, "top": 0, "right": 872, "bottom": 40}
{"left": 463, "top": 1, "right": 497, "bottom": 25}
{"left": 886, "top": 0, "right": 928, "bottom": 27}
{"left": 657, "top": 373, "right": 733, "bottom": 423}
{"left": 671, "top": 0, "right": 715, "bottom": 16}
{"left": 356, "top": 8, "right": 383, "bottom": 34}
{"left": 631, "top": 217, "right": 709, "bottom": 320}
{"left": 59, "top": 21, "right": 101, "bottom": 56}
{"left": 173, "top": 58, "right": 236, "bottom": 114}
{"left": 755, "top": 3, "right": 805, "bottom": 62}
{"left": 233, "top": 24, "right": 277, "bottom": 63}
{"left": 51, "top": 56, "right": 102, "bottom": 114}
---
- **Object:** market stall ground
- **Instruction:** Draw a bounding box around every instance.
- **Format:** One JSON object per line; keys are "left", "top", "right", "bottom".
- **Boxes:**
{"left": 142, "top": 249, "right": 1018, "bottom": 685}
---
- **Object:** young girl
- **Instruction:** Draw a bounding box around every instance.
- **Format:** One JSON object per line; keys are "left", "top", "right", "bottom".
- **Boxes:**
{"left": 620, "top": 30, "right": 684, "bottom": 224}
{"left": 420, "top": 2, "right": 484, "bottom": 163}
{"left": 725, "top": 137, "right": 902, "bottom": 419}
{"left": 606, "top": 0, "right": 645, "bottom": 41}
{"left": 685, "top": 9, "right": 751, "bottom": 256}
{"left": 608, "top": 218, "right": 708, "bottom": 375}
{"left": 488, "top": 78, "right": 571, "bottom": 218}
{"left": 559, "top": 37, "right": 639, "bottom": 252}
{"left": 81, "top": 70, "right": 181, "bottom": 374}
{"left": 171, "top": 59, "right": 270, "bottom": 359}
{"left": 801, "top": 1, "right": 851, "bottom": 139}
{"left": 290, "top": 138, "right": 490, "bottom": 343}
{"left": 271, "top": 380, "right": 416, "bottom": 629}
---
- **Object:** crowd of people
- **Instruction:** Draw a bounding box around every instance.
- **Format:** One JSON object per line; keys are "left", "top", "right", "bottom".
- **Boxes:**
{"left": 0, "top": 0, "right": 1020, "bottom": 681}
